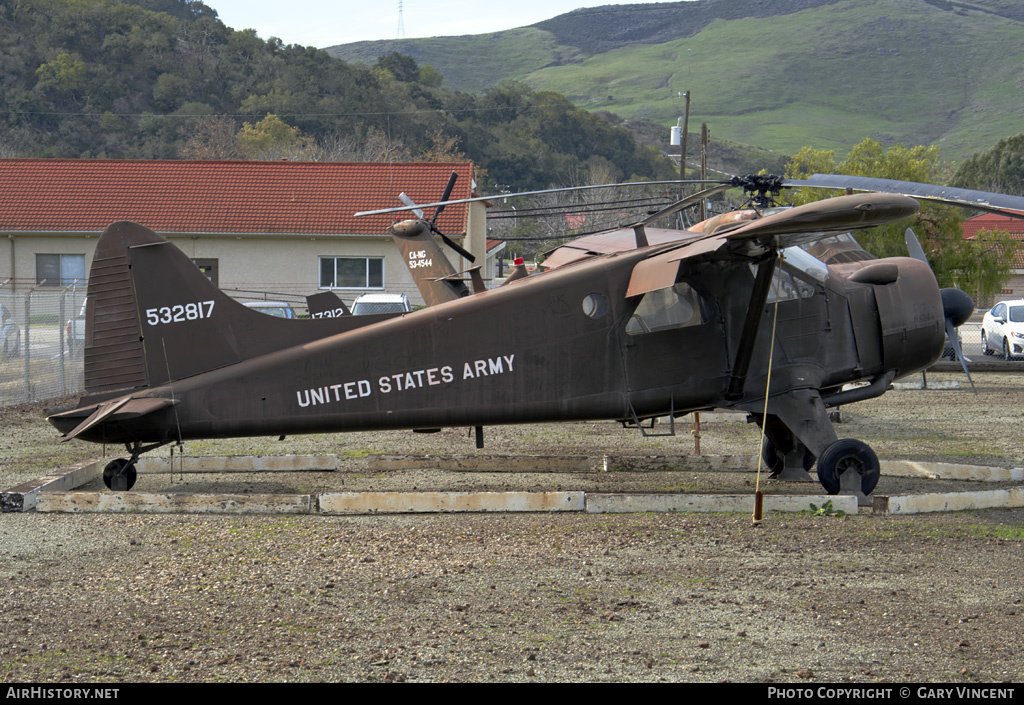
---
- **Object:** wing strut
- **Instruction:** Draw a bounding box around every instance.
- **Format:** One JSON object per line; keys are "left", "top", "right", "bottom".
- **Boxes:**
{"left": 726, "top": 252, "right": 779, "bottom": 400}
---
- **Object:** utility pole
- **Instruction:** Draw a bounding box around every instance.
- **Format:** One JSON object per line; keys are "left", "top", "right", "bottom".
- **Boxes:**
{"left": 700, "top": 123, "right": 709, "bottom": 221}
{"left": 680, "top": 91, "right": 690, "bottom": 197}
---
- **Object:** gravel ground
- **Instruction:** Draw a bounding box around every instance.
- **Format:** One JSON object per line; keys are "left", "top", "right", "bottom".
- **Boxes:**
{"left": 1, "top": 371, "right": 1023, "bottom": 683}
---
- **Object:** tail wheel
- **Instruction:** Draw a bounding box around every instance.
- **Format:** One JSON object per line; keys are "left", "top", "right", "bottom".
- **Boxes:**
{"left": 816, "top": 439, "right": 880, "bottom": 496}
{"left": 103, "top": 458, "right": 137, "bottom": 492}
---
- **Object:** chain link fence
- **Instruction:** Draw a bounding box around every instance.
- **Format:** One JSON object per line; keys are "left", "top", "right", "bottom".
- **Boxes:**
{"left": 0, "top": 282, "right": 86, "bottom": 407}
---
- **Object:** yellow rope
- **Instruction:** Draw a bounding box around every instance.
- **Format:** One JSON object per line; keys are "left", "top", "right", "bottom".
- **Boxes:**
{"left": 753, "top": 258, "right": 782, "bottom": 525}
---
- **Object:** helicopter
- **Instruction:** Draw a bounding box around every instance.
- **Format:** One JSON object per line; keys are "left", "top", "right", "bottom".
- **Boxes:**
{"left": 46, "top": 172, "right": 1024, "bottom": 494}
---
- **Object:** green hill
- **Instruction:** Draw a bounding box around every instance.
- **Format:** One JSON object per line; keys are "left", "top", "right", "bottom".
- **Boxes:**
{"left": 327, "top": 0, "right": 1024, "bottom": 162}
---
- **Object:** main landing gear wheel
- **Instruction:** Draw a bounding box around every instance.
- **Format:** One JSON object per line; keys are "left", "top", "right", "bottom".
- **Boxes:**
{"left": 816, "top": 439, "right": 880, "bottom": 496}
{"left": 103, "top": 458, "right": 137, "bottom": 492}
{"left": 761, "top": 437, "right": 815, "bottom": 479}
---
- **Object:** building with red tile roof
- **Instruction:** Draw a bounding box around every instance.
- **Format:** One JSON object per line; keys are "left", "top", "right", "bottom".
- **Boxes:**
{"left": 961, "top": 211, "right": 1024, "bottom": 306}
{"left": 0, "top": 159, "right": 486, "bottom": 307}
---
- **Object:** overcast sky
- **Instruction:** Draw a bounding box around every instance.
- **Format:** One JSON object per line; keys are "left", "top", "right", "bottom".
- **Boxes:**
{"left": 207, "top": 0, "right": 688, "bottom": 48}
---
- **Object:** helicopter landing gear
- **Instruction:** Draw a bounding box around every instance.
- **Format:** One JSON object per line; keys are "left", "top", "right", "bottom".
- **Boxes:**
{"left": 815, "top": 438, "right": 880, "bottom": 496}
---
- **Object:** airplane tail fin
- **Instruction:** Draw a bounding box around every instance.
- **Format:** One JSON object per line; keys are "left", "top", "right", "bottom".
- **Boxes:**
{"left": 80, "top": 221, "right": 354, "bottom": 400}
{"left": 306, "top": 290, "right": 350, "bottom": 318}
{"left": 389, "top": 219, "right": 470, "bottom": 307}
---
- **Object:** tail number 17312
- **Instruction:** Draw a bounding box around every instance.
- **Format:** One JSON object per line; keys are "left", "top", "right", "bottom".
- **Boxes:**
{"left": 145, "top": 300, "right": 215, "bottom": 326}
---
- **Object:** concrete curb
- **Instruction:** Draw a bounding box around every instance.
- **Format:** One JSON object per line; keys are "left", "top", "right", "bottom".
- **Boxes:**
{"left": 4, "top": 454, "right": 1024, "bottom": 516}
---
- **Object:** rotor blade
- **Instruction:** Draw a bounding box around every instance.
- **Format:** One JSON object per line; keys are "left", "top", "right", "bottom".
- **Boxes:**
{"left": 787, "top": 174, "right": 1024, "bottom": 219}
{"left": 635, "top": 183, "right": 736, "bottom": 226}
{"left": 944, "top": 317, "right": 976, "bottom": 395}
{"left": 431, "top": 172, "right": 459, "bottom": 224}
{"left": 439, "top": 231, "right": 475, "bottom": 263}
{"left": 398, "top": 193, "right": 424, "bottom": 219}
{"left": 353, "top": 179, "right": 731, "bottom": 217}
{"left": 905, "top": 227, "right": 929, "bottom": 264}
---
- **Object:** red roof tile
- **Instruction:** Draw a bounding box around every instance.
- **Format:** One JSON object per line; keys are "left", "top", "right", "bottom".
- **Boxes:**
{"left": 0, "top": 159, "right": 473, "bottom": 235}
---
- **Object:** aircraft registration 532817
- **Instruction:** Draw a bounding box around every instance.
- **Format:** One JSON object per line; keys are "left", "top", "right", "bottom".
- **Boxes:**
{"left": 47, "top": 172, "right": 1024, "bottom": 494}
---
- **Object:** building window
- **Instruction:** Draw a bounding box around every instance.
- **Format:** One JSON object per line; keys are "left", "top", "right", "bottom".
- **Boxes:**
{"left": 36, "top": 254, "right": 86, "bottom": 286}
{"left": 192, "top": 258, "right": 218, "bottom": 287}
{"left": 319, "top": 257, "right": 384, "bottom": 289}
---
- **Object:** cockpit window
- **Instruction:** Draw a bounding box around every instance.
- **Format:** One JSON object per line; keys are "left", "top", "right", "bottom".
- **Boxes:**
{"left": 626, "top": 282, "right": 711, "bottom": 335}
{"left": 749, "top": 255, "right": 819, "bottom": 304}
{"left": 782, "top": 246, "right": 829, "bottom": 283}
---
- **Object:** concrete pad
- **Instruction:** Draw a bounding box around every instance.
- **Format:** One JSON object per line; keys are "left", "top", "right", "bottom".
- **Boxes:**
{"left": 1, "top": 458, "right": 104, "bottom": 512}
{"left": 36, "top": 491, "right": 313, "bottom": 514}
{"left": 319, "top": 491, "right": 585, "bottom": 514}
{"left": 883, "top": 460, "right": 1024, "bottom": 482}
{"left": 585, "top": 493, "right": 859, "bottom": 515}
{"left": 875, "top": 487, "right": 1024, "bottom": 515}
{"left": 136, "top": 454, "right": 337, "bottom": 473}
{"left": 602, "top": 455, "right": 753, "bottom": 472}
{"left": 366, "top": 454, "right": 594, "bottom": 472}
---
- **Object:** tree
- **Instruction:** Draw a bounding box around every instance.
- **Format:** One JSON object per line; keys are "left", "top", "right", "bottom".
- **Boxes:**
{"left": 786, "top": 138, "right": 1018, "bottom": 302}
{"left": 375, "top": 52, "right": 419, "bottom": 83}
{"left": 236, "top": 114, "right": 312, "bottom": 160}
{"left": 951, "top": 134, "right": 1024, "bottom": 196}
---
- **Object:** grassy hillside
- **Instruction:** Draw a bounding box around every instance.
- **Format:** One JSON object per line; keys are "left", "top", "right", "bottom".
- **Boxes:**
{"left": 328, "top": 0, "right": 1024, "bottom": 163}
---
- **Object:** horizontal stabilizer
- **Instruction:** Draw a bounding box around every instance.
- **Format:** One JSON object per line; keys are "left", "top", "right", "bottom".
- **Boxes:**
{"left": 51, "top": 396, "right": 177, "bottom": 442}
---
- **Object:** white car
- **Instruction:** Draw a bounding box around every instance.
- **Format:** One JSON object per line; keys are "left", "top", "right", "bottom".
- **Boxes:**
{"left": 351, "top": 293, "right": 411, "bottom": 315}
{"left": 243, "top": 301, "right": 297, "bottom": 319}
{"left": 981, "top": 299, "right": 1024, "bottom": 360}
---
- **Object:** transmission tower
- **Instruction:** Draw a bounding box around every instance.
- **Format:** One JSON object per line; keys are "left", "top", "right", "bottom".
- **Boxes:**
{"left": 397, "top": 0, "right": 405, "bottom": 38}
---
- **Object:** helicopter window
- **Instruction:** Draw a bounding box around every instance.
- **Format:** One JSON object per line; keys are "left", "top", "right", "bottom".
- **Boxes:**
{"left": 626, "top": 282, "right": 710, "bottom": 335}
{"left": 750, "top": 262, "right": 817, "bottom": 303}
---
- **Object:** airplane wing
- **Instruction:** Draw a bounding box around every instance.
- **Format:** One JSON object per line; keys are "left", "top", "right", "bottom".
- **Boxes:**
{"left": 626, "top": 192, "right": 920, "bottom": 297}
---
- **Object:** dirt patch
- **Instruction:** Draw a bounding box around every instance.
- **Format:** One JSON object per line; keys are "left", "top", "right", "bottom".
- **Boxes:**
{"left": 1, "top": 372, "right": 1023, "bottom": 683}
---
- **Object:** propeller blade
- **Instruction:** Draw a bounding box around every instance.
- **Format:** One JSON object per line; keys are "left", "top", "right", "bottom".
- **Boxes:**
{"left": 944, "top": 316, "right": 976, "bottom": 395}
{"left": 904, "top": 227, "right": 928, "bottom": 264}
{"left": 906, "top": 227, "right": 976, "bottom": 391}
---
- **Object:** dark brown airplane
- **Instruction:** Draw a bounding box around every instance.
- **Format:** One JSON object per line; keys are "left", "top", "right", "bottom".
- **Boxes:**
{"left": 47, "top": 173, "right": 1024, "bottom": 494}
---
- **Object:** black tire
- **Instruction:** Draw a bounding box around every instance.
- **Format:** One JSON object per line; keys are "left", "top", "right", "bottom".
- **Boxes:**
{"left": 1004, "top": 338, "right": 1014, "bottom": 362}
{"left": 762, "top": 437, "right": 816, "bottom": 477}
{"left": 103, "top": 458, "right": 137, "bottom": 492}
{"left": 982, "top": 331, "right": 993, "bottom": 356}
{"left": 816, "top": 439, "right": 880, "bottom": 496}
{"left": 761, "top": 437, "right": 784, "bottom": 475}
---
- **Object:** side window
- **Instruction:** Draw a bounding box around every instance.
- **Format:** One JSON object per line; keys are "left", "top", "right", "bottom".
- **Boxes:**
{"left": 319, "top": 256, "right": 384, "bottom": 289}
{"left": 993, "top": 304, "right": 1006, "bottom": 319}
{"left": 750, "top": 262, "right": 817, "bottom": 303}
{"left": 626, "top": 282, "right": 710, "bottom": 336}
{"left": 36, "top": 254, "right": 86, "bottom": 286}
